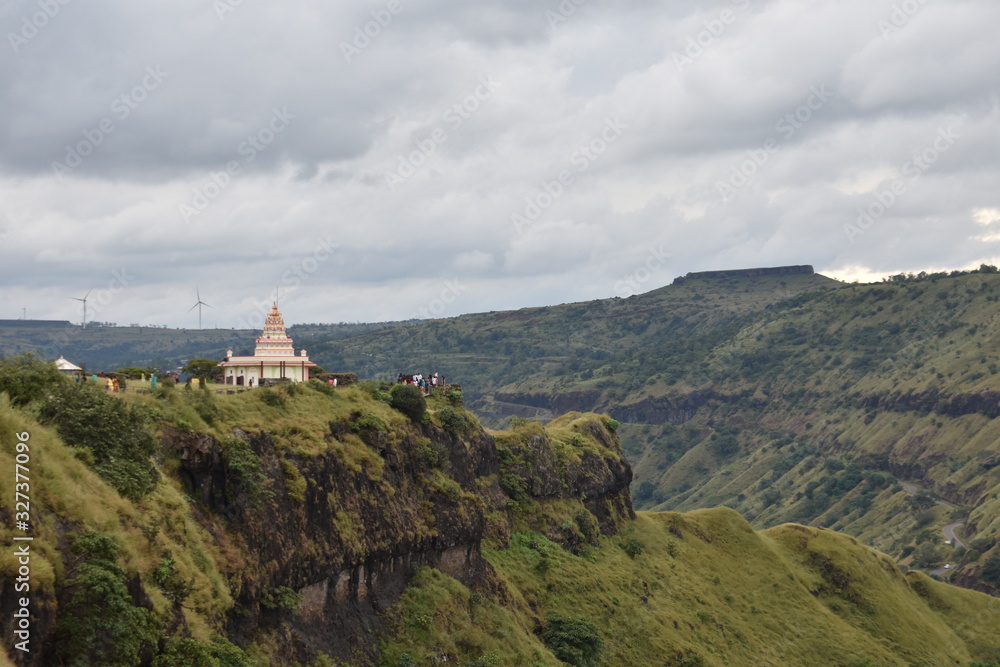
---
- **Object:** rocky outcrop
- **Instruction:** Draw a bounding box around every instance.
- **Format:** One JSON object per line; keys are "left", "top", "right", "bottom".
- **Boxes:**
{"left": 679, "top": 265, "right": 815, "bottom": 281}
{"left": 609, "top": 392, "right": 718, "bottom": 425}
{"left": 163, "top": 420, "right": 499, "bottom": 664}
{"left": 163, "top": 410, "right": 635, "bottom": 664}
{"left": 496, "top": 416, "right": 635, "bottom": 540}
{"left": 854, "top": 390, "right": 1000, "bottom": 419}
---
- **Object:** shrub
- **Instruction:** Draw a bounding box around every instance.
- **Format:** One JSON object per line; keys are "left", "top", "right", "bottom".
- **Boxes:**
{"left": 621, "top": 538, "right": 645, "bottom": 558}
{"left": 416, "top": 438, "right": 448, "bottom": 469}
{"left": 604, "top": 417, "right": 619, "bottom": 432}
{"left": 542, "top": 612, "right": 604, "bottom": 666}
{"left": 260, "top": 586, "right": 303, "bottom": 612}
{"left": 56, "top": 532, "right": 161, "bottom": 666}
{"left": 153, "top": 637, "right": 253, "bottom": 667}
{"left": 350, "top": 410, "right": 388, "bottom": 438}
{"left": 499, "top": 471, "right": 529, "bottom": 502}
{"left": 574, "top": 510, "right": 598, "bottom": 543}
{"left": 390, "top": 384, "right": 426, "bottom": 421}
{"left": 258, "top": 388, "right": 285, "bottom": 408}
{"left": 39, "top": 382, "right": 159, "bottom": 500}
{"left": 151, "top": 551, "right": 193, "bottom": 604}
{"left": 446, "top": 388, "right": 464, "bottom": 407}
{"left": 221, "top": 438, "right": 273, "bottom": 508}
{"left": 0, "top": 353, "right": 66, "bottom": 407}
{"left": 438, "top": 405, "right": 469, "bottom": 433}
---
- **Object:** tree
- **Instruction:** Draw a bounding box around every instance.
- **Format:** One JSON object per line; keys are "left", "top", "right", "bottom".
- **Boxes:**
{"left": 182, "top": 358, "right": 222, "bottom": 382}
{"left": 56, "top": 532, "right": 161, "bottom": 665}
{"left": 389, "top": 384, "right": 426, "bottom": 421}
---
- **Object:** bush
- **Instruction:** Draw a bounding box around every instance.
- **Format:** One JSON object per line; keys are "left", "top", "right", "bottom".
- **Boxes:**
{"left": 0, "top": 353, "right": 67, "bottom": 407}
{"left": 574, "top": 510, "right": 598, "bottom": 543}
{"left": 542, "top": 612, "right": 604, "bottom": 666}
{"left": 390, "top": 384, "right": 426, "bottom": 421}
{"left": 221, "top": 438, "right": 273, "bottom": 508}
{"left": 415, "top": 438, "right": 448, "bottom": 469}
{"left": 153, "top": 637, "right": 253, "bottom": 667}
{"left": 258, "top": 388, "right": 285, "bottom": 408}
{"left": 56, "top": 532, "right": 161, "bottom": 666}
{"left": 446, "top": 388, "right": 464, "bottom": 407}
{"left": 260, "top": 586, "right": 303, "bottom": 612}
{"left": 438, "top": 405, "right": 469, "bottom": 433}
{"left": 604, "top": 418, "right": 619, "bottom": 432}
{"left": 621, "top": 538, "right": 645, "bottom": 558}
{"left": 151, "top": 551, "right": 193, "bottom": 604}
{"left": 39, "top": 382, "right": 159, "bottom": 500}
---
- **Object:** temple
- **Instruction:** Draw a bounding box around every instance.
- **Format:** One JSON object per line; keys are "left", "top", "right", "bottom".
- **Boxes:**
{"left": 219, "top": 305, "right": 316, "bottom": 385}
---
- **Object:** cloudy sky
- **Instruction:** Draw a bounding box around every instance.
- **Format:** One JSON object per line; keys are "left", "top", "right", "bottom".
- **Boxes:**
{"left": 2, "top": 0, "right": 999, "bottom": 329}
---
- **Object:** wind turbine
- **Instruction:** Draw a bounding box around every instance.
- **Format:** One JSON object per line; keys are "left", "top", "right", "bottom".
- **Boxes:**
{"left": 72, "top": 290, "right": 91, "bottom": 328}
{"left": 189, "top": 287, "right": 211, "bottom": 329}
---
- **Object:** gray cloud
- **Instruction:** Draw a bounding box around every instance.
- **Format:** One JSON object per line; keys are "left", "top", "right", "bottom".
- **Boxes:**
{"left": 1, "top": 0, "right": 999, "bottom": 329}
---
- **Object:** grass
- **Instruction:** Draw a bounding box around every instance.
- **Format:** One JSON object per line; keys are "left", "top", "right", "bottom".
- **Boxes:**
{"left": 383, "top": 508, "right": 1000, "bottom": 666}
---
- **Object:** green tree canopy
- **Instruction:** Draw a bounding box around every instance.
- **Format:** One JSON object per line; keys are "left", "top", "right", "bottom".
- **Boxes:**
{"left": 183, "top": 358, "right": 223, "bottom": 382}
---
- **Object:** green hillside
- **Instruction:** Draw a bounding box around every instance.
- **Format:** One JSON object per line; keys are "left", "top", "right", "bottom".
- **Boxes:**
{"left": 386, "top": 511, "right": 1000, "bottom": 666}
{"left": 309, "top": 266, "right": 1000, "bottom": 596}
{"left": 1, "top": 357, "right": 998, "bottom": 665}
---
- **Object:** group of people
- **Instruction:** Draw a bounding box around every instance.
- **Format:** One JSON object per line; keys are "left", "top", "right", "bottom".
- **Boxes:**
{"left": 103, "top": 376, "right": 125, "bottom": 392}
{"left": 397, "top": 371, "right": 441, "bottom": 394}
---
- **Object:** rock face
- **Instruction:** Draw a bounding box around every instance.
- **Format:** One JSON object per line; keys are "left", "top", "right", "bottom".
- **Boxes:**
{"left": 681, "top": 265, "right": 815, "bottom": 280}
{"left": 163, "top": 411, "right": 634, "bottom": 664}
{"left": 496, "top": 418, "right": 635, "bottom": 537}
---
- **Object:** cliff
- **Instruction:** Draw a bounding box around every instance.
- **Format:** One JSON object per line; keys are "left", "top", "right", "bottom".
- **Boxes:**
{"left": 0, "top": 380, "right": 633, "bottom": 666}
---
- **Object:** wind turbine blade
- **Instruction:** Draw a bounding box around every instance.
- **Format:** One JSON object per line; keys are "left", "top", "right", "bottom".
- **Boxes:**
{"left": 189, "top": 303, "right": 199, "bottom": 312}
{"left": 84, "top": 290, "right": 91, "bottom": 300}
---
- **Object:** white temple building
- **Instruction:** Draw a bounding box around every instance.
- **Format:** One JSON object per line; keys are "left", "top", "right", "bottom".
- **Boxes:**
{"left": 219, "top": 305, "right": 316, "bottom": 385}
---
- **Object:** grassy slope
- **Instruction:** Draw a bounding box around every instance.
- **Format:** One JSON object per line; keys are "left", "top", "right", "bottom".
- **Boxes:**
{"left": 308, "top": 272, "right": 840, "bottom": 398}
{"left": 2, "top": 378, "right": 999, "bottom": 665}
{"left": 619, "top": 274, "right": 1000, "bottom": 582}
{"left": 382, "top": 509, "right": 1000, "bottom": 666}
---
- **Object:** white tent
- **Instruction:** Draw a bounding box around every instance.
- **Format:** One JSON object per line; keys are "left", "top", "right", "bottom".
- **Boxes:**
{"left": 54, "top": 356, "right": 82, "bottom": 372}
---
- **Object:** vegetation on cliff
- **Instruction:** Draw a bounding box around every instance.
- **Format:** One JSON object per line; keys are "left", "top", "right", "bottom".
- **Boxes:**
{"left": 1, "top": 352, "right": 999, "bottom": 665}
